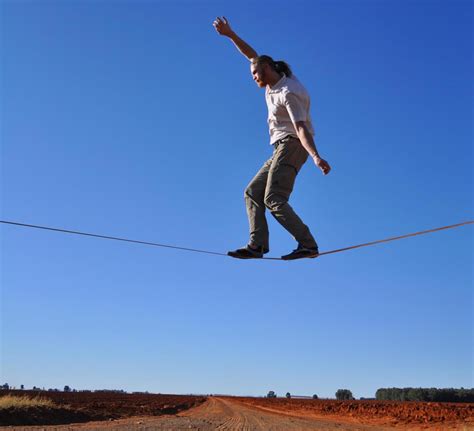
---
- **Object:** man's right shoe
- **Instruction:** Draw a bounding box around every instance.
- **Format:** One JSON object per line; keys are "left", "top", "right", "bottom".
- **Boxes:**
{"left": 227, "top": 245, "right": 265, "bottom": 259}
{"left": 281, "top": 244, "right": 319, "bottom": 260}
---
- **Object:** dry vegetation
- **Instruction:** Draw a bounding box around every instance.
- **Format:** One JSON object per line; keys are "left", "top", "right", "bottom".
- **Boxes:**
{"left": 0, "top": 394, "right": 56, "bottom": 409}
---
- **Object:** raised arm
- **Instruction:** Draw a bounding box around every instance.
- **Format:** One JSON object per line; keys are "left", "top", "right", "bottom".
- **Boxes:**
{"left": 213, "top": 16, "right": 258, "bottom": 61}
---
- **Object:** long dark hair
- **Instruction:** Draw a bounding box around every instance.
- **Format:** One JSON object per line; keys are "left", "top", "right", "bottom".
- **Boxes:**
{"left": 252, "top": 55, "right": 293, "bottom": 78}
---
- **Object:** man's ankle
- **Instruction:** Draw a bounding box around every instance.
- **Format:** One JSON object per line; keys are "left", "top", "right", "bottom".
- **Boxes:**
{"left": 248, "top": 244, "right": 267, "bottom": 253}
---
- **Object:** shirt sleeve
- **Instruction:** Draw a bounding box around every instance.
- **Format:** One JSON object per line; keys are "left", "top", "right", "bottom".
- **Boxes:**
{"left": 283, "top": 92, "right": 307, "bottom": 124}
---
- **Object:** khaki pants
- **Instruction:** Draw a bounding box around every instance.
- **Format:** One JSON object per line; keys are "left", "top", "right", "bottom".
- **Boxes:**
{"left": 244, "top": 135, "right": 317, "bottom": 252}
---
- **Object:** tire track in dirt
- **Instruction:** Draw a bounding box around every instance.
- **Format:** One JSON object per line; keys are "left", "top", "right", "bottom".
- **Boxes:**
{"left": 189, "top": 397, "right": 387, "bottom": 430}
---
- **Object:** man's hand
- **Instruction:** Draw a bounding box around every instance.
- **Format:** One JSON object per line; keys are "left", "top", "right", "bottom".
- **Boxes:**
{"left": 212, "top": 16, "right": 258, "bottom": 60}
{"left": 313, "top": 156, "right": 331, "bottom": 175}
{"left": 213, "top": 16, "right": 234, "bottom": 37}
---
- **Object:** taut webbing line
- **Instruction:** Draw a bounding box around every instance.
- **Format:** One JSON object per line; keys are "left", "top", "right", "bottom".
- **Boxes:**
{"left": 1, "top": 219, "right": 472, "bottom": 260}
{"left": 316, "top": 220, "right": 473, "bottom": 257}
{"left": 0, "top": 220, "right": 227, "bottom": 257}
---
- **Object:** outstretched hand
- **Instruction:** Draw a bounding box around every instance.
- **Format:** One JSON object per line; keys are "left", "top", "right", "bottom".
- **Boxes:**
{"left": 314, "top": 157, "right": 331, "bottom": 175}
{"left": 213, "top": 16, "right": 233, "bottom": 37}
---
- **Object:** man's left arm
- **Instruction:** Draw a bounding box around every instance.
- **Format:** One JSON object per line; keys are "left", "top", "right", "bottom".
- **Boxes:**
{"left": 294, "top": 122, "right": 331, "bottom": 175}
{"left": 284, "top": 93, "right": 331, "bottom": 175}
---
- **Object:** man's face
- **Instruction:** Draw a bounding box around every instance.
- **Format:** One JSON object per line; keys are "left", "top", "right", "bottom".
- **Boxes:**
{"left": 250, "top": 63, "right": 267, "bottom": 88}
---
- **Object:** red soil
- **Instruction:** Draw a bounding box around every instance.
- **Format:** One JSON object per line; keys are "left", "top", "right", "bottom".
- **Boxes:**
{"left": 230, "top": 396, "right": 474, "bottom": 428}
{"left": 2, "top": 391, "right": 473, "bottom": 429}
{"left": 0, "top": 390, "right": 205, "bottom": 426}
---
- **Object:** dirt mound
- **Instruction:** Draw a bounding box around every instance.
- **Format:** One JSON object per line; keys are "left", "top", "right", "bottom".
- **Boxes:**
{"left": 0, "top": 405, "right": 104, "bottom": 426}
{"left": 232, "top": 397, "right": 474, "bottom": 427}
{"left": 0, "top": 390, "right": 206, "bottom": 426}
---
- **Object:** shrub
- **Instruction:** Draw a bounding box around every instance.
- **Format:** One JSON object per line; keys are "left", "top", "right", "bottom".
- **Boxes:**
{"left": 336, "top": 389, "right": 354, "bottom": 400}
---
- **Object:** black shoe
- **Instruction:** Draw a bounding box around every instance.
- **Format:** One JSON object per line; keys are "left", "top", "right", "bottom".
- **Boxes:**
{"left": 228, "top": 245, "right": 265, "bottom": 259}
{"left": 281, "top": 244, "right": 319, "bottom": 260}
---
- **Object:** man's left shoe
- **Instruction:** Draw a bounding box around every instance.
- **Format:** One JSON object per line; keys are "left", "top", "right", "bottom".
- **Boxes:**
{"left": 228, "top": 245, "right": 265, "bottom": 259}
{"left": 281, "top": 245, "right": 319, "bottom": 260}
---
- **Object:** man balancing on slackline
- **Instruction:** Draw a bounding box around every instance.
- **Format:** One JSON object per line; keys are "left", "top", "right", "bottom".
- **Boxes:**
{"left": 213, "top": 16, "right": 331, "bottom": 260}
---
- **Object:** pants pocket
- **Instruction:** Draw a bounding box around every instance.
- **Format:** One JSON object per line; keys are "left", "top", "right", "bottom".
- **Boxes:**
{"left": 267, "top": 163, "right": 298, "bottom": 200}
{"left": 276, "top": 138, "right": 308, "bottom": 173}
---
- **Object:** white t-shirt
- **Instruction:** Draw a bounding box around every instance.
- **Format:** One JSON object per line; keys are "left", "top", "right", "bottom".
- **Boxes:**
{"left": 265, "top": 74, "right": 315, "bottom": 145}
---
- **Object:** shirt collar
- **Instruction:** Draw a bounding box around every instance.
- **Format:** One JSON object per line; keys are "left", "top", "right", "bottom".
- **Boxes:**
{"left": 267, "top": 73, "right": 287, "bottom": 94}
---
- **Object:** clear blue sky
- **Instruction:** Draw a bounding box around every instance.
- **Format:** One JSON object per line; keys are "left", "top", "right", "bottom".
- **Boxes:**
{"left": 1, "top": 0, "right": 472, "bottom": 398}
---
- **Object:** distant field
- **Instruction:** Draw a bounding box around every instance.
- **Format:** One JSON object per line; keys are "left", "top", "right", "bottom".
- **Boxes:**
{"left": 230, "top": 396, "right": 474, "bottom": 428}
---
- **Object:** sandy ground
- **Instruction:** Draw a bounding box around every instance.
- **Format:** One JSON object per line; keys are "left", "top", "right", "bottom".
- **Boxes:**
{"left": 1, "top": 397, "right": 472, "bottom": 431}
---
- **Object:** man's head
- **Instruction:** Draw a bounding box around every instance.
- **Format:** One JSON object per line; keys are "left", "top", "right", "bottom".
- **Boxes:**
{"left": 250, "top": 55, "right": 292, "bottom": 88}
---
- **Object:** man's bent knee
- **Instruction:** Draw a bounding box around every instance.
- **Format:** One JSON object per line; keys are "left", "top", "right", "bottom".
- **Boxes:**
{"left": 244, "top": 186, "right": 254, "bottom": 201}
{"left": 264, "top": 193, "right": 287, "bottom": 212}
{"left": 245, "top": 187, "right": 267, "bottom": 208}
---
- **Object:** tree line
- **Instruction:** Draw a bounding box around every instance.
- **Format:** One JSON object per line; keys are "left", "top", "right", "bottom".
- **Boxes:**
{"left": 267, "top": 390, "right": 352, "bottom": 400}
{"left": 0, "top": 383, "right": 128, "bottom": 394}
{"left": 375, "top": 388, "right": 474, "bottom": 402}
{"left": 266, "top": 388, "right": 473, "bottom": 402}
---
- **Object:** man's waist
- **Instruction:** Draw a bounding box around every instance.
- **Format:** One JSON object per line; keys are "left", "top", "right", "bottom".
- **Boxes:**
{"left": 269, "top": 124, "right": 313, "bottom": 145}
{"left": 273, "top": 134, "right": 298, "bottom": 147}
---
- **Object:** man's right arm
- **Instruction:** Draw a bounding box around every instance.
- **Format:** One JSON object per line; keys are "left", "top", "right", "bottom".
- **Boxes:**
{"left": 213, "top": 17, "right": 258, "bottom": 61}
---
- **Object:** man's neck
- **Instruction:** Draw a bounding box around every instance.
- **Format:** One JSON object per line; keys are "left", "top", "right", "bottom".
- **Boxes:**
{"left": 267, "top": 72, "right": 284, "bottom": 88}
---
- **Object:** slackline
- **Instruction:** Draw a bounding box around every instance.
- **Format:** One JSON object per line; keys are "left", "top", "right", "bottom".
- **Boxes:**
{"left": 1, "top": 219, "right": 472, "bottom": 260}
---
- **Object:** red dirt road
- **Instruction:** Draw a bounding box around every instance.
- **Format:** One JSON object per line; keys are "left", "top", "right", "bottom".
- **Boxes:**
{"left": 2, "top": 397, "right": 473, "bottom": 431}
